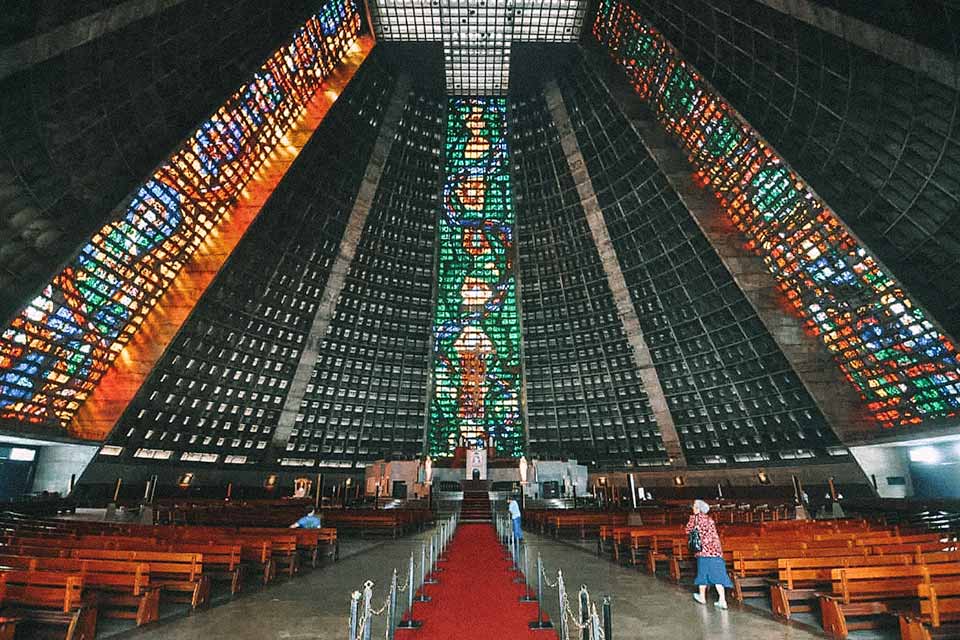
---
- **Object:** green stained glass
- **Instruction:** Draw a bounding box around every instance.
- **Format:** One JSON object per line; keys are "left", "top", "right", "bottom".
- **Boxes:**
{"left": 661, "top": 63, "right": 697, "bottom": 118}
{"left": 428, "top": 98, "right": 524, "bottom": 459}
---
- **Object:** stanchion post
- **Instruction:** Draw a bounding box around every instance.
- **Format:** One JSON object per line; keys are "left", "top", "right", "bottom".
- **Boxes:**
{"left": 432, "top": 533, "right": 443, "bottom": 572}
{"left": 419, "top": 543, "right": 435, "bottom": 593}
{"left": 520, "top": 545, "right": 536, "bottom": 601}
{"left": 580, "top": 587, "right": 590, "bottom": 640}
{"left": 513, "top": 538, "right": 526, "bottom": 584}
{"left": 529, "top": 553, "right": 553, "bottom": 630}
{"left": 590, "top": 604, "right": 603, "bottom": 640}
{"left": 362, "top": 581, "right": 373, "bottom": 640}
{"left": 398, "top": 554, "right": 422, "bottom": 628}
{"left": 348, "top": 590, "right": 361, "bottom": 640}
{"left": 386, "top": 569, "right": 398, "bottom": 640}
{"left": 427, "top": 537, "right": 440, "bottom": 580}
{"left": 602, "top": 595, "right": 612, "bottom": 640}
{"left": 557, "top": 570, "right": 568, "bottom": 640}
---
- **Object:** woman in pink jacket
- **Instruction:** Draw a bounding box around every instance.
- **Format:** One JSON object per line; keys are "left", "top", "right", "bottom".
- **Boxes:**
{"left": 684, "top": 499, "right": 732, "bottom": 609}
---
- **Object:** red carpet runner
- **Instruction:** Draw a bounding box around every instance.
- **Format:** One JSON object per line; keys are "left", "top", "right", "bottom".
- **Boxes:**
{"left": 396, "top": 524, "right": 547, "bottom": 640}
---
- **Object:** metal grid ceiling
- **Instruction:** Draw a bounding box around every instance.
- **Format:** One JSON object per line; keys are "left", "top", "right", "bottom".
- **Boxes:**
{"left": 368, "top": 0, "right": 586, "bottom": 94}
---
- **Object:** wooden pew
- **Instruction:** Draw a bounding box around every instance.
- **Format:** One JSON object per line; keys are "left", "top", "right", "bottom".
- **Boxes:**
{"left": 731, "top": 546, "right": 869, "bottom": 603}
{"left": 148, "top": 544, "right": 243, "bottom": 594}
{"left": 768, "top": 554, "right": 912, "bottom": 619}
{"left": 70, "top": 550, "right": 210, "bottom": 609}
{"left": 239, "top": 527, "right": 339, "bottom": 567}
{"left": 20, "top": 532, "right": 268, "bottom": 589}
{"left": 548, "top": 514, "right": 628, "bottom": 540}
{"left": 900, "top": 581, "right": 960, "bottom": 640}
{"left": 0, "top": 571, "right": 97, "bottom": 640}
{"left": 819, "top": 563, "right": 960, "bottom": 638}
{"left": 0, "top": 556, "right": 158, "bottom": 626}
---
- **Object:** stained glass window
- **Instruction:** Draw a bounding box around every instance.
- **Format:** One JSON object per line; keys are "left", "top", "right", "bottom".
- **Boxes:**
{"left": 428, "top": 98, "right": 524, "bottom": 458}
{"left": 0, "top": 0, "right": 362, "bottom": 435}
{"left": 593, "top": 0, "right": 960, "bottom": 430}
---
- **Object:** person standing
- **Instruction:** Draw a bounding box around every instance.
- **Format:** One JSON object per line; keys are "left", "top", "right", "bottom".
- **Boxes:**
{"left": 508, "top": 497, "right": 523, "bottom": 542}
{"left": 684, "top": 499, "right": 732, "bottom": 609}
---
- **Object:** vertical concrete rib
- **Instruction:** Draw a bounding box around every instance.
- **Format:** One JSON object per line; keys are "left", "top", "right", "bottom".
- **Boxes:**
{"left": 756, "top": 0, "right": 957, "bottom": 90}
{"left": 588, "top": 56, "right": 874, "bottom": 443}
{"left": 271, "top": 75, "right": 412, "bottom": 451}
{"left": 543, "top": 80, "right": 687, "bottom": 467}
{"left": 0, "top": 0, "right": 190, "bottom": 80}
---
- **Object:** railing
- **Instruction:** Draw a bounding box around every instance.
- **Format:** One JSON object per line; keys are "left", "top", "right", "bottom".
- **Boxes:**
{"left": 347, "top": 513, "right": 458, "bottom": 640}
{"left": 496, "top": 513, "right": 613, "bottom": 639}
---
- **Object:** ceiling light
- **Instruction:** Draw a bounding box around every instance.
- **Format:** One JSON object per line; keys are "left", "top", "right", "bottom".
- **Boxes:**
{"left": 909, "top": 446, "right": 941, "bottom": 464}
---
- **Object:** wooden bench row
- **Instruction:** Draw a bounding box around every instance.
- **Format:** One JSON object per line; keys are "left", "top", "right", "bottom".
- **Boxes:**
{"left": 0, "top": 513, "right": 351, "bottom": 639}
{"left": 578, "top": 511, "right": 960, "bottom": 639}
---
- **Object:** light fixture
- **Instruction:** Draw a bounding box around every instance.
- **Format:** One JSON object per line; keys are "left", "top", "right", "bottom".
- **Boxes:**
{"left": 177, "top": 473, "right": 194, "bottom": 488}
{"left": 8, "top": 448, "right": 36, "bottom": 461}
{"left": 757, "top": 470, "right": 771, "bottom": 485}
{"left": 673, "top": 476, "right": 685, "bottom": 486}
{"left": 909, "top": 446, "right": 942, "bottom": 464}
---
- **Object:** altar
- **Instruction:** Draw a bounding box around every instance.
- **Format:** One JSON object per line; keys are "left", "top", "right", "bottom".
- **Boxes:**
{"left": 363, "top": 437, "right": 587, "bottom": 499}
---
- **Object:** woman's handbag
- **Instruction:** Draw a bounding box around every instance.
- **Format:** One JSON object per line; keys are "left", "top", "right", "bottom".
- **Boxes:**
{"left": 687, "top": 525, "right": 702, "bottom": 554}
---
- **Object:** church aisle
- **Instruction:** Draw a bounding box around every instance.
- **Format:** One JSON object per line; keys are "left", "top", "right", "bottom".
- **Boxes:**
{"left": 112, "top": 532, "right": 432, "bottom": 640}
{"left": 99, "top": 522, "right": 840, "bottom": 640}
{"left": 521, "top": 530, "right": 830, "bottom": 640}
{"left": 396, "top": 523, "right": 541, "bottom": 640}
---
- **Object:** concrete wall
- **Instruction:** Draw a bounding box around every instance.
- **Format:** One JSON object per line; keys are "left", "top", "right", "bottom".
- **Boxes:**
{"left": 32, "top": 443, "right": 98, "bottom": 495}
{"left": 364, "top": 460, "right": 428, "bottom": 498}
{"left": 77, "top": 458, "right": 363, "bottom": 503}
{"left": 588, "top": 459, "right": 872, "bottom": 492}
{"left": 850, "top": 446, "right": 914, "bottom": 498}
{"left": 530, "top": 460, "right": 589, "bottom": 496}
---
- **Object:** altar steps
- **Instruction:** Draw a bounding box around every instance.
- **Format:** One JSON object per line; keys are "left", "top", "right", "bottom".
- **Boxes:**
{"left": 460, "top": 490, "right": 492, "bottom": 523}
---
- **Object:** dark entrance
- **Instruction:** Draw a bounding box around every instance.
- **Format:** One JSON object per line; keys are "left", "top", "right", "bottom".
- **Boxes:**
{"left": 472, "top": 468, "right": 480, "bottom": 481}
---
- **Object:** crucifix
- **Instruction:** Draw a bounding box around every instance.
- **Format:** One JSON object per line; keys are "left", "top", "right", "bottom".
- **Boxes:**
{"left": 366, "top": 0, "right": 588, "bottom": 95}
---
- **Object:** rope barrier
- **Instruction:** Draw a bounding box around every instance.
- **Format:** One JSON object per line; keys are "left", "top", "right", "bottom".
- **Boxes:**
{"left": 346, "top": 513, "right": 458, "bottom": 640}
{"left": 495, "top": 512, "right": 611, "bottom": 639}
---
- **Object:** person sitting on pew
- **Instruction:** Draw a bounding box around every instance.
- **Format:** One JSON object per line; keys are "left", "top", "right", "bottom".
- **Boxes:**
{"left": 290, "top": 508, "right": 322, "bottom": 529}
{"left": 685, "top": 499, "right": 732, "bottom": 609}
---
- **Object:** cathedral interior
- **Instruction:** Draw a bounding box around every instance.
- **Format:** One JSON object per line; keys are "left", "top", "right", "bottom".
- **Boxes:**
{"left": 0, "top": 1, "right": 959, "bottom": 639}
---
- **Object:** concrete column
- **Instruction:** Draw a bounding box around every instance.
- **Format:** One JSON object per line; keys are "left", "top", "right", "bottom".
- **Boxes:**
{"left": 587, "top": 55, "right": 874, "bottom": 444}
{"left": 271, "top": 76, "right": 412, "bottom": 451}
{"left": 757, "top": 0, "right": 957, "bottom": 90}
{"left": 543, "top": 80, "right": 687, "bottom": 467}
{"left": 849, "top": 445, "right": 914, "bottom": 498}
{"left": 0, "top": 0, "right": 190, "bottom": 80}
{"left": 32, "top": 443, "right": 99, "bottom": 496}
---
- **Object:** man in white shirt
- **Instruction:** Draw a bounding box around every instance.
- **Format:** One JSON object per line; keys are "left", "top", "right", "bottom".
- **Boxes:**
{"left": 508, "top": 497, "right": 523, "bottom": 542}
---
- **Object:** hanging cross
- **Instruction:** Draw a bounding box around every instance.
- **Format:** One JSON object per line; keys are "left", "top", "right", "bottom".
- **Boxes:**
{"left": 367, "top": 0, "right": 588, "bottom": 95}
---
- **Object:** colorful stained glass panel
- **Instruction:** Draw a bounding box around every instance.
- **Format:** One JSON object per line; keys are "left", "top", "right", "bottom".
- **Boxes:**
{"left": 593, "top": 0, "right": 960, "bottom": 430}
{"left": 428, "top": 98, "right": 524, "bottom": 458}
{"left": 0, "top": 0, "right": 362, "bottom": 435}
